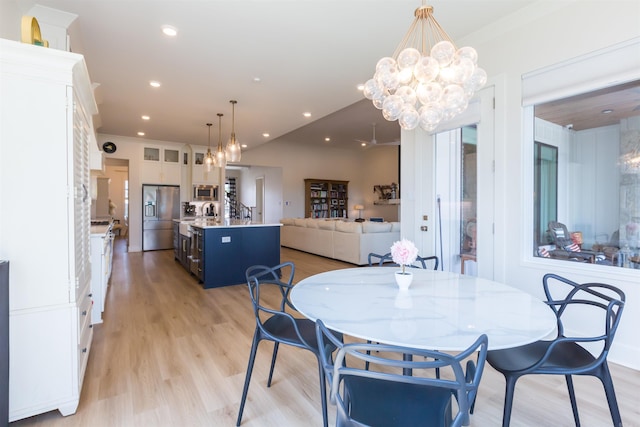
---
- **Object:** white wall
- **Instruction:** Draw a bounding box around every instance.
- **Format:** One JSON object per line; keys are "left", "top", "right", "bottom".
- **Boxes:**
{"left": 446, "top": 1, "right": 640, "bottom": 369}
{"left": 238, "top": 165, "right": 283, "bottom": 225}
{"left": 0, "top": 0, "right": 21, "bottom": 41}
{"left": 97, "top": 134, "right": 185, "bottom": 252}
{"left": 240, "top": 139, "right": 370, "bottom": 219}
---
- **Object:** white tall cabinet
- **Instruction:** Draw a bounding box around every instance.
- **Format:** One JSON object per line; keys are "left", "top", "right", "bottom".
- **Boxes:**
{"left": 0, "top": 39, "right": 97, "bottom": 421}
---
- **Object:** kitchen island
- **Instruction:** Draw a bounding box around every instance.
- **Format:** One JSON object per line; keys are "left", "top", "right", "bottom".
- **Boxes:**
{"left": 174, "top": 219, "right": 281, "bottom": 289}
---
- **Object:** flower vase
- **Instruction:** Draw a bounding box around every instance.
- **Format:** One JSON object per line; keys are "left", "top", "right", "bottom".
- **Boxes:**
{"left": 394, "top": 271, "right": 413, "bottom": 290}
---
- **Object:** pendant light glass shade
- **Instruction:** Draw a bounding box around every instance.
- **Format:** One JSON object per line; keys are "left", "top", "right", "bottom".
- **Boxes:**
{"left": 225, "top": 100, "right": 242, "bottom": 162}
{"left": 363, "top": 4, "right": 486, "bottom": 132}
{"left": 204, "top": 123, "right": 214, "bottom": 172}
{"left": 214, "top": 113, "right": 227, "bottom": 169}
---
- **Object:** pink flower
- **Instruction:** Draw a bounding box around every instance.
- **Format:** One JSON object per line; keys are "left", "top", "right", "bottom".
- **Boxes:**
{"left": 390, "top": 239, "right": 418, "bottom": 273}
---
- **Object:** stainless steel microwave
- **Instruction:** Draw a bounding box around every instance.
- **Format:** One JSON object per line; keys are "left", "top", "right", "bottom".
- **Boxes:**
{"left": 193, "top": 185, "right": 218, "bottom": 201}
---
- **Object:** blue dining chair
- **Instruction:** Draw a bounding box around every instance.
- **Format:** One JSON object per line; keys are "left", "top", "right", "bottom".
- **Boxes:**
{"left": 486, "top": 273, "right": 625, "bottom": 427}
{"left": 316, "top": 319, "right": 488, "bottom": 427}
{"left": 368, "top": 252, "right": 439, "bottom": 270}
{"left": 236, "top": 262, "right": 342, "bottom": 427}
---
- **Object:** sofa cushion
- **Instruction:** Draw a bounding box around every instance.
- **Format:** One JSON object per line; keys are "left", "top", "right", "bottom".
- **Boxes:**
{"left": 335, "top": 221, "right": 362, "bottom": 234}
{"left": 390, "top": 222, "right": 401, "bottom": 232}
{"left": 294, "top": 218, "right": 308, "bottom": 227}
{"left": 363, "top": 221, "right": 392, "bottom": 233}
{"left": 318, "top": 220, "right": 336, "bottom": 230}
{"left": 280, "top": 218, "right": 295, "bottom": 225}
{"left": 305, "top": 218, "right": 319, "bottom": 228}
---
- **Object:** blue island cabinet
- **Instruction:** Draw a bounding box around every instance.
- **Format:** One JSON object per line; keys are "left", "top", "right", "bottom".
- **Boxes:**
{"left": 202, "top": 225, "right": 281, "bottom": 288}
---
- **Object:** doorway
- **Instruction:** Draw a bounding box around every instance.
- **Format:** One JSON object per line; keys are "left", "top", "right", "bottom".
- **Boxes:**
{"left": 255, "top": 176, "right": 264, "bottom": 223}
{"left": 105, "top": 158, "right": 130, "bottom": 249}
{"left": 432, "top": 86, "right": 495, "bottom": 278}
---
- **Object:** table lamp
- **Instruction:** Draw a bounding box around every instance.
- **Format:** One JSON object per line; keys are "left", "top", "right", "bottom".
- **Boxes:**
{"left": 354, "top": 204, "right": 365, "bottom": 222}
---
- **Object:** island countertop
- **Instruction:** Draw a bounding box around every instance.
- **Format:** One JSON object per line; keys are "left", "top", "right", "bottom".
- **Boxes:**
{"left": 173, "top": 217, "right": 282, "bottom": 229}
{"left": 90, "top": 224, "right": 112, "bottom": 236}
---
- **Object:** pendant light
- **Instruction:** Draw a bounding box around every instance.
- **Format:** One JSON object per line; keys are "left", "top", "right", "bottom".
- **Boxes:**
{"left": 225, "top": 99, "right": 242, "bottom": 162}
{"left": 363, "top": 3, "right": 486, "bottom": 132}
{"left": 214, "top": 113, "right": 227, "bottom": 169}
{"left": 204, "top": 123, "right": 214, "bottom": 172}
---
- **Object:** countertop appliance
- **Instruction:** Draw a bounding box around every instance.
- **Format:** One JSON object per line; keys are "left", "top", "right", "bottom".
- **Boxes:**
{"left": 183, "top": 202, "right": 196, "bottom": 216}
{"left": 143, "top": 184, "right": 180, "bottom": 251}
{"left": 193, "top": 184, "right": 218, "bottom": 201}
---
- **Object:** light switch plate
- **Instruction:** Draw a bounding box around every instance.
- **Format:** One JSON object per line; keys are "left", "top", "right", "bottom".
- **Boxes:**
{"left": 222, "top": 236, "right": 231, "bottom": 243}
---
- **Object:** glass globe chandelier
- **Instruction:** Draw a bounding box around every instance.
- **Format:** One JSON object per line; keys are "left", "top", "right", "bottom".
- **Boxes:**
{"left": 225, "top": 100, "right": 242, "bottom": 162}
{"left": 204, "top": 123, "right": 214, "bottom": 172}
{"left": 363, "top": 4, "right": 487, "bottom": 132}
{"left": 214, "top": 113, "right": 227, "bottom": 169}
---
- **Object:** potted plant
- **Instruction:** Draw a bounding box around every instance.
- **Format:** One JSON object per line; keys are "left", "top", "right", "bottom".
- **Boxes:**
{"left": 390, "top": 238, "right": 418, "bottom": 290}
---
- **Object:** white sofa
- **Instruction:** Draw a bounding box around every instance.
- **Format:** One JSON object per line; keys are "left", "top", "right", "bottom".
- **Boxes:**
{"left": 280, "top": 218, "right": 401, "bottom": 265}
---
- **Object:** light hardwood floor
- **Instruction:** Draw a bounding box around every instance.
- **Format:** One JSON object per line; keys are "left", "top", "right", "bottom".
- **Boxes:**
{"left": 12, "top": 238, "right": 640, "bottom": 426}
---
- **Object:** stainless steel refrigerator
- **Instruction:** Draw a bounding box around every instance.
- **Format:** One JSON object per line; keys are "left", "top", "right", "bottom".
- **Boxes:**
{"left": 142, "top": 184, "right": 180, "bottom": 251}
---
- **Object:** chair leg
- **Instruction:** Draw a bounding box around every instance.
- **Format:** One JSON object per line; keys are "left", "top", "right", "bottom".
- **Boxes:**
{"left": 267, "top": 342, "right": 280, "bottom": 387}
{"left": 565, "top": 374, "right": 581, "bottom": 426}
{"left": 598, "top": 363, "right": 623, "bottom": 427}
{"left": 237, "top": 332, "right": 260, "bottom": 426}
{"left": 466, "top": 360, "right": 476, "bottom": 414}
{"left": 501, "top": 375, "right": 519, "bottom": 427}
{"left": 317, "top": 355, "right": 329, "bottom": 427}
{"left": 365, "top": 340, "right": 372, "bottom": 370}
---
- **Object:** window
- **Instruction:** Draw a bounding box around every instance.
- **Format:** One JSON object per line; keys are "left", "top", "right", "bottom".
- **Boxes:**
{"left": 532, "top": 82, "right": 640, "bottom": 268}
{"left": 524, "top": 39, "right": 640, "bottom": 269}
{"left": 534, "top": 142, "right": 558, "bottom": 246}
{"left": 124, "top": 179, "right": 129, "bottom": 222}
{"left": 461, "top": 126, "right": 477, "bottom": 256}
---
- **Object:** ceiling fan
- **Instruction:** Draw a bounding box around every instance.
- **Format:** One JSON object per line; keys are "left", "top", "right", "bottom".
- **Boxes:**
{"left": 355, "top": 123, "right": 400, "bottom": 148}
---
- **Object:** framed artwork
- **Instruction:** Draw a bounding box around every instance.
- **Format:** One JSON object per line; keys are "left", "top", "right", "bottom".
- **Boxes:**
{"left": 194, "top": 152, "right": 204, "bottom": 165}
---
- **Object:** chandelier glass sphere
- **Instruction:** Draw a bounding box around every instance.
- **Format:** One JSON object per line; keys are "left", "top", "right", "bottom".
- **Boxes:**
{"left": 363, "top": 5, "right": 487, "bottom": 132}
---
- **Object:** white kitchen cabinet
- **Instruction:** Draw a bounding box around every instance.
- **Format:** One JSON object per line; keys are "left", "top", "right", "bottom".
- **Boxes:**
{"left": 141, "top": 144, "right": 182, "bottom": 184}
{"left": 0, "top": 39, "right": 97, "bottom": 421}
{"left": 90, "top": 225, "right": 114, "bottom": 324}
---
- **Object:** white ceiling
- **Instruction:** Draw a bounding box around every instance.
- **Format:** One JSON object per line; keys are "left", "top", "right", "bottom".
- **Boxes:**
{"left": 23, "top": 0, "right": 539, "bottom": 151}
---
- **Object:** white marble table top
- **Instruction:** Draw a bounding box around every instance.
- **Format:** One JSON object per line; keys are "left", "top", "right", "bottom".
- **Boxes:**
{"left": 291, "top": 267, "right": 557, "bottom": 351}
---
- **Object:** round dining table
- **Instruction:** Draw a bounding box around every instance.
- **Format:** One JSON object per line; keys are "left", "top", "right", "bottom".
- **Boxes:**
{"left": 290, "top": 267, "right": 557, "bottom": 351}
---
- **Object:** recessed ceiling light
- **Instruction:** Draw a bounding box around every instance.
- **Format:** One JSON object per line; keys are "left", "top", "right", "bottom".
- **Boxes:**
{"left": 357, "top": 84, "right": 364, "bottom": 91}
{"left": 149, "top": 80, "right": 161, "bottom": 88}
{"left": 601, "top": 109, "right": 614, "bottom": 114}
{"left": 241, "top": 144, "right": 247, "bottom": 148}
{"left": 325, "top": 137, "right": 331, "bottom": 142}
{"left": 262, "top": 133, "right": 270, "bottom": 138}
{"left": 253, "top": 77, "right": 261, "bottom": 83}
{"left": 161, "top": 25, "right": 177, "bottom": 37}
{"left": 137, "top": 131, "right": 145, "bottom": 136}
{"left": 361, "top": 142, "right": 366, "bottom": 147}
{"left": 303, "top": 112, "right": 311, "bottom": 118}
{"left": 141, "top": 115, "right": 150, "bottom": 120}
